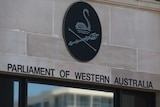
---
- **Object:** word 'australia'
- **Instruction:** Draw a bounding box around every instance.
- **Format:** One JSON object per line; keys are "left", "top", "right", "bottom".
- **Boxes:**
{"left": 7, "top": 64, "right": 55, "bottom": 76}
{"left": 114, "top": 77, "right": 153, "bottom": 89}
{"left": 75, "top": 72, "right": 110, "bottom": 83}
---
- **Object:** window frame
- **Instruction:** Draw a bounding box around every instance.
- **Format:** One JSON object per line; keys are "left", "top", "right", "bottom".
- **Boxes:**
{"left": 0, "top": 73, "right": 156, "bottom": 107}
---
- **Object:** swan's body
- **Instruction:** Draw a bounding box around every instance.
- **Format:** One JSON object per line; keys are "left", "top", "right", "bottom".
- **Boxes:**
{"left": 75, "top": 9, "right": 91, "bottom": 34}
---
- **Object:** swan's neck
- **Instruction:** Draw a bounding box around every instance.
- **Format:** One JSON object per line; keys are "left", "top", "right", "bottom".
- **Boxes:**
{"left": 83, "top": 9, "right": 91, "bottom": 31}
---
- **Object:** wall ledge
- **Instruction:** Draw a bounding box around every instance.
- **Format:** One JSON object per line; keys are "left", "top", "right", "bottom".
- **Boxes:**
{"left": 86, "top": 0, "right": 160, "bottom": 12}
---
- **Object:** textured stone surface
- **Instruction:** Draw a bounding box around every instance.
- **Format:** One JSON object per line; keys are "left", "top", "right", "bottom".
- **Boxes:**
{"left": 135, "top": 10, "right": 160, "bottom": 51}
{"left": 91, "top": 45, "right": 137, "bottom": 70}
{"left": 110, "top": 6, "right": 136, "bottom": 48}
{"left": 138, "top": 0, "right": 160, "bottom": 9}
{"left": 111, "top": 0, "right": 138, "bottom": 5}
{"left": 0, "top": 30, "right": 26, "bottom": 55}
{"left": 52, "top": 0, "right": 75, "bottom": 38}
{"left": 105, "top": 46, "right": 137, "bottom": 70}
{"left": 138, "top": 49, "right": 160, "bottom": 74}
{"left": 23, "top": 0, "right": 52, "bottom": 35}
{"left": 110, "top": 6, "right": 160, "bottom": 51}
{"left": 0, "top": 0, "right": 24, "bottom": 30}
{"left": 0, "top": 0, "right": 52, "bottom": 35}
{"left": 27, "top": 33, "right": 74, "bottom": 61}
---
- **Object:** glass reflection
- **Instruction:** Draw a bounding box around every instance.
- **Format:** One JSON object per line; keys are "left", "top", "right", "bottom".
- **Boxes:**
{"left": 28, "top": 83, "right": 114, "bottom": 107}
{"left": 14, "top": 81, "right": 19, "bottom": 107}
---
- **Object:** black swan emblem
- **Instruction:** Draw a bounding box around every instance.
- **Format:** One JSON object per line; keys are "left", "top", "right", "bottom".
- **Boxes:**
{"left": 75, "top": 9, "right": 91, "bottom": 35}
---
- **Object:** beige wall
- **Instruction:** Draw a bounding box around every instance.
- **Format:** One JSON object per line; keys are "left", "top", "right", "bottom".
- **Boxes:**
{"left": 0, "top": 0, "right": 159, "bottom": 71}
{"left": 0, "top": 0, "right": 160, "bottom": 105}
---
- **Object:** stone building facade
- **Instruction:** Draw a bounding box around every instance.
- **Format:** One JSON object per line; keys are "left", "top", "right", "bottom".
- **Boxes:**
{"left": 0, "top": 0, "right": 160, "bottom": 107}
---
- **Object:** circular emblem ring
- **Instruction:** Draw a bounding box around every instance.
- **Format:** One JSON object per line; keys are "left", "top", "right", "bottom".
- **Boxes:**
{"left": 63, "top": 2, "right": 102, "bottom": 62}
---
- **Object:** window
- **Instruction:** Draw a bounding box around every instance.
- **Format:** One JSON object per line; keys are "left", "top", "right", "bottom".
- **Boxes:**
{"left": 27, "top": 82, "right": 114, "bottom": 107}
{"left": 93, "top": 96, "right": 113, "bottom": 107}
{"left": 54, "top": 94, "right": 74, "bottom": 107}
{"left": 28, "top": 83, "right": 55, "bottom": 107}
{"left": 120, "top": 90, "right": 155, "bottom": 107}
{"left": 35, "top": 103, "right": 41, "bottom": 107}
{"left": 14, "top": 81, "right": 19, "bottom": 107}
{"left": 55, "top": 95, "right": 64, "bottom": 107}
{"left": 0, "top": 75, "right": 155, "bottom": 107}
{"left": 77, "top": 95, "right": 90, "bottom": 107}
{"left": 28, "top": 105, "right": 34, "bottom": 107}
{"left": 64, "top": 94, "right": 74, "bottom": 107}
{"left": 0, "top": 77, "right": 20, "bottom": 107}
{"left": 44, "top": 101, "right": 49, "bottom": 107}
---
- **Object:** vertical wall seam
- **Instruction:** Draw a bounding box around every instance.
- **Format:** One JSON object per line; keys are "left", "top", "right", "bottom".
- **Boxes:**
{"left": 25, "top": 32, "right": 27, "bottom": 56}
{"left": 136, "top": 48, "right": 139, "bottom": 72}
{"left": 108, "top": 5, "right": 111, "bottom": 45}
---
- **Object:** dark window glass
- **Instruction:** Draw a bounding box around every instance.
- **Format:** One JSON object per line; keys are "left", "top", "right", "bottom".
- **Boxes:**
{"left": 35, "top": 103, "right": 41, "bottom": 107}
{"left": 44, "top": 101, "right": 49, "bottom": 107}
{"left": 120, "top": 90, "right": 155, "bottom": 107}
{"left": 28, "top": 105, "right": 34, "bottom": 107}
{"left": 0, "top": 78, "right": 22, "bottom": 107}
